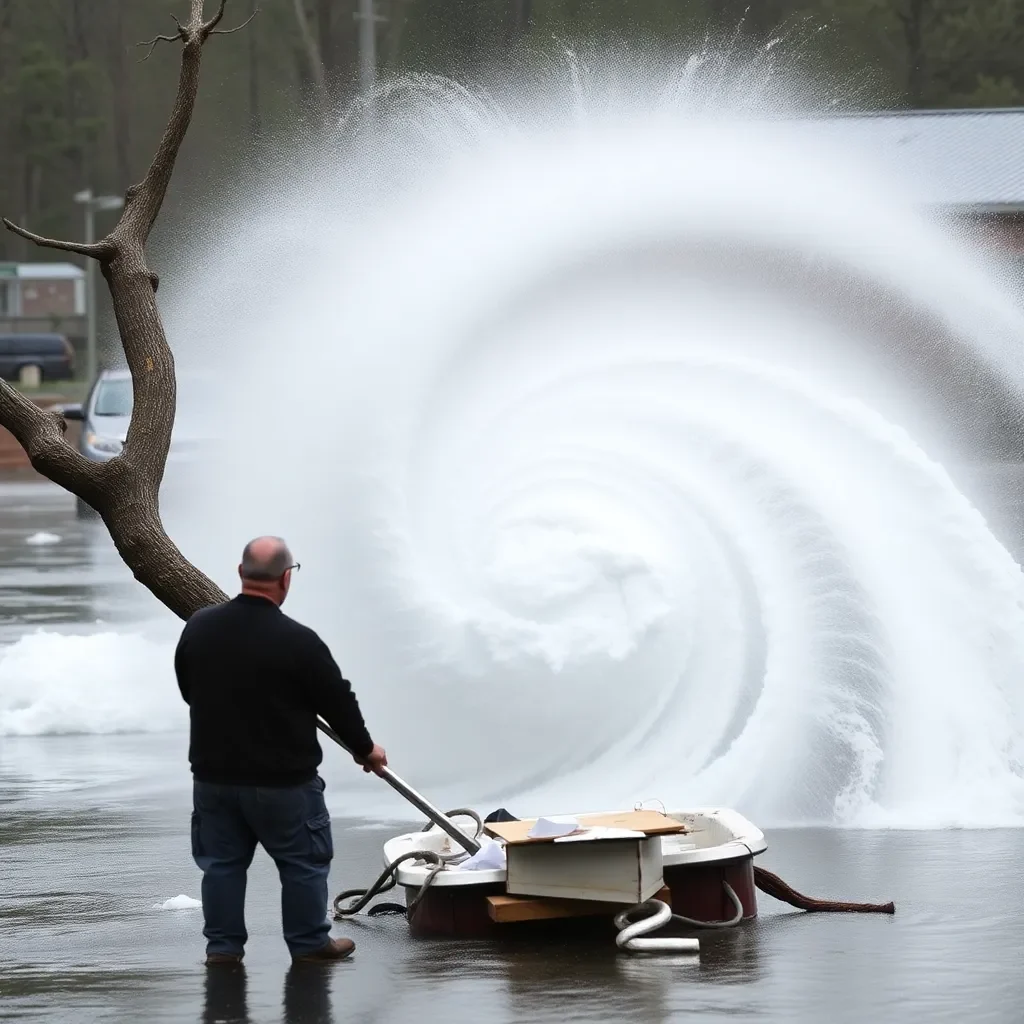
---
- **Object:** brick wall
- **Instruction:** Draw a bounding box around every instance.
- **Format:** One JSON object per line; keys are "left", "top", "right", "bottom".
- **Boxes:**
{"left": 19, "top": 278, "right": 78, "bottom": 317}
{"left": 0, "top": 399, "right": 80, "bottom": 471}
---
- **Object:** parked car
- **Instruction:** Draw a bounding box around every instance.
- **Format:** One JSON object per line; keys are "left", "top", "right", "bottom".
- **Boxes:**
{"left": 61, "top": 368, "right": 219, "bottom": 518}
{"left": 0, "top": 333, "right": 75, "bottom": 383}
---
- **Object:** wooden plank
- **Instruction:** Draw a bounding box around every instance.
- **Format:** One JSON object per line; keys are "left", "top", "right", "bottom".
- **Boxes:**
{"left": 487, "top": 886, "right": 673, "bottom": 924}
{"left": 485, "top": 810, "right": 687, "bottom": 845}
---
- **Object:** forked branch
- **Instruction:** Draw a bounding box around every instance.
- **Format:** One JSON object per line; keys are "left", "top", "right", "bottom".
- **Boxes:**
{"left": 0, "top": 0, "right": 251, "bottom": 622}
{"left": 0, "top": 218, "right": 111, "bottom": 259}
{"left": 211, "top": 8, "right": 259, "bottom": 37}
{"left": 138, "top": 32, "right": 187, "bottom": 63}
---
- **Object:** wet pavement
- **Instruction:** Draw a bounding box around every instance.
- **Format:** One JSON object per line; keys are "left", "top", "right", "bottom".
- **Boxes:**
{"left": 2, "top": 475, "right": 1024, "bottom": 1023}
{"left": 0, "top": 477, "right": 155, "bottom": 644}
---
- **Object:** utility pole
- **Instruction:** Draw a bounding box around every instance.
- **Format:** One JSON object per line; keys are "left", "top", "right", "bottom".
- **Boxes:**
{"left": 354, "top": 0, "right": 386, "bottom": 93}
{"left": 73, "top": 189, "right": 124, "bottom": 385}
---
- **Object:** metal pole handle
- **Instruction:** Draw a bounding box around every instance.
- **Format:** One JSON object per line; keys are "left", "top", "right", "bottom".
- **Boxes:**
{"left": 316, "top": 718, "right": 481, "bottom": 856}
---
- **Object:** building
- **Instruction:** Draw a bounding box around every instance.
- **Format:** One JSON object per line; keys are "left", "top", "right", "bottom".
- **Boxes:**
{"left": 798, "top": 106, "right": 1024, "bottom": 255}
{"left": 0, "top": 261, "right": 86, "bottom": 342}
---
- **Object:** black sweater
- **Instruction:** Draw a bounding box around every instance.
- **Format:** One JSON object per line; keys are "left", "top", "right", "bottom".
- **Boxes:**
{"left": 174, "top": 594, "right": 375, "bottom": 786}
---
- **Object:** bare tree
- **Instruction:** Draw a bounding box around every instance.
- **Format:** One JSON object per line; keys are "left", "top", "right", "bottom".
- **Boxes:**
{"left": 0, "top": 0, "right": 256, "bottom": 621}
{"left": 291, "top": 0, "right": 329, "bottom": 110}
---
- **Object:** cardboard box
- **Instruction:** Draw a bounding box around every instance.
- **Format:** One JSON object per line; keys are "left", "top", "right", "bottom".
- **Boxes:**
{"left": 505, "top": 835, "right": 665, "bottom": 904}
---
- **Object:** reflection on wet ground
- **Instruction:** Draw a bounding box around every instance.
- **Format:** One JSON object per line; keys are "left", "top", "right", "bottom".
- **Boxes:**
{"left": 3, "top": 731, "right": 1024, "bottom": 1024}
{"left": 0, "top": 476, "right": 152, "bottom": 643}
{"left": 2, "top": 476, "right": 1024, "bottom": 1022}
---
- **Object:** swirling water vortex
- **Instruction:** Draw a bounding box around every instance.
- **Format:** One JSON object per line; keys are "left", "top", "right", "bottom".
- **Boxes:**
{"left": 162, "top": 49, "right": 1024, "bottom": 827}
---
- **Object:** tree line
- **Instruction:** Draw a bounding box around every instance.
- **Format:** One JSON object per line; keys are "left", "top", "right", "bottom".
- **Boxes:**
{"left": 1, "top": 0, "right": 1021, "bottom": 263}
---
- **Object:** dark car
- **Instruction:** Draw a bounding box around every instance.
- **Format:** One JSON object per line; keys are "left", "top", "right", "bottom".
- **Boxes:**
{"left": 0, "top": 333, "right": 75, "bottom": 383}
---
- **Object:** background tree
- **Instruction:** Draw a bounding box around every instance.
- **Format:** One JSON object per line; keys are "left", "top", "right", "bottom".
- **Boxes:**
{"left": 2, "top": 0, "right": 1023, "bottom": 268}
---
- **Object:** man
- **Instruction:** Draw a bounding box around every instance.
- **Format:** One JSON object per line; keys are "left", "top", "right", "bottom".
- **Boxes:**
{"left": 174, "top": 535, "right": 387, "bottom": 966}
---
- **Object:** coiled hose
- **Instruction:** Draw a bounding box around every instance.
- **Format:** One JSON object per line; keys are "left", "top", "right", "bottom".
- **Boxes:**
{"left": 613, "top": 881, "right": 744, "bottom": 953}
{"left": 332, "top": 808, "right": 484, "bottom": 920}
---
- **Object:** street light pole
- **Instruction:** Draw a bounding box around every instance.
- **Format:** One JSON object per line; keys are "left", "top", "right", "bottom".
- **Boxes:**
{"left": 354, "top": 0, "right": 386, "bottom": 94}
{"left": 73, "top": 189, "right": 124, "bottom": 385}
{"left": 82, "top": 192, "right": 96, "bottom": 386}
{"left": 358, "top": 0, "right": 376, "bottom": 92}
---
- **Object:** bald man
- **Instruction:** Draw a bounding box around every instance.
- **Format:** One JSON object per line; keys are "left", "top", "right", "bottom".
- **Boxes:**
{"left": 174, "top": 536, "right": 387, "bottom": 966}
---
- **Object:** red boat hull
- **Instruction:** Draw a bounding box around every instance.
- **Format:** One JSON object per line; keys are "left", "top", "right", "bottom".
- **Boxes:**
{"left": 404, "top": 853, "right": 758, "bottom": 938}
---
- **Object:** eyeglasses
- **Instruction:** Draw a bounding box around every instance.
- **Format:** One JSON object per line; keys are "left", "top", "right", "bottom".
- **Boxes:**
{"left": 285, "top": 563, "right": 301, "bottom": 574}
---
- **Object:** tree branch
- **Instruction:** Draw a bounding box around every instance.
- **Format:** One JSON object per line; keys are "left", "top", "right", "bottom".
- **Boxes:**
{"left": 104, "top": 0, "right": 241, "bottom": 477}
{"left": 122, "top": 1, "right": 221, "bottom": 242}
{"left": 0, "top": 1, "right": 254, "bottom": 626}
{"left": 1, "top": 217, "right": 111, "bottom": 260}
{"left": 202, "top": 0, "right": 229, "bottom": 34}
{"left": 211, "top": 8, "right": 259, "bottom": 37}
{"left": 0, "top": 382, "right": 106, "bottom": 502}
{"left": 137, "top": 32, "right": 186, "bottom": 63}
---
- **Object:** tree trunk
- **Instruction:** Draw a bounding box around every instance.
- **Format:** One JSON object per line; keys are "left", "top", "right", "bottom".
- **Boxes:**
{"left": 100, "top": 463, "right": 227, "bottom": 619}
{"left": 1, "top": 0, "right": 252, "bottom": 625}
{"left": 292, "top": 0, "right": 329, "bottom": 112}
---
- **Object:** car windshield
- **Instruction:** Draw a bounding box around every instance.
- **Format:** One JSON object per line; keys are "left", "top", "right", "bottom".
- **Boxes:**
{"left": 93, "top": 378, "right": 133, "bottom": 416}
{"left": 89, "top": 373, "right": 219, "bottom": 427}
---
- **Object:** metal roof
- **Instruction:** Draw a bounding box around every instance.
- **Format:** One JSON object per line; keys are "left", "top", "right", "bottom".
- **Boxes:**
{"left": 798, "top": 108, "right": 1024, "bottom": 210}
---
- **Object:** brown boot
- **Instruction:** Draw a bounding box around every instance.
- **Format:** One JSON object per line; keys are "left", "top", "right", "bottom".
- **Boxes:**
{"left": 205, "top": 952, "right": 243, "bottom": 966}
{"left": 291, "top": 937, "right": 355, "bottom": 963}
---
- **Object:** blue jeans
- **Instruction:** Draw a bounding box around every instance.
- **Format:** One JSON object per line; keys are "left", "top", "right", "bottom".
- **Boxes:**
{"left": 190, "top": 776, "right": 334, "bottom": 957}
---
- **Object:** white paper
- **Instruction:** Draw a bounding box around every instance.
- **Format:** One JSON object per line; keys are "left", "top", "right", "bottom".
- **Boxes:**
{"left": 553, "top": 827, "right": 646, "bottom": 843}
{"left": 458, "top": 838, "right": 507, "bottom": 871}
{"left": 527, "top": 816, "right": 581, "bottom": 839}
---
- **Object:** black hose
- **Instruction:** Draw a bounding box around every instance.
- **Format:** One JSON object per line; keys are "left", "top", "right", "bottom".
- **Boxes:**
{"left": 332, "top": 810, "right": 485, "bottom": 921}
{"left": 333, "top": 850, "right": 445, "bottom": 919}
{"left": 421, "top": 808, "right": 484, "bottom": 840}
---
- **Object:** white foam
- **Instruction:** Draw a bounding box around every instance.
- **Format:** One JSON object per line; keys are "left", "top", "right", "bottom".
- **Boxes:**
{"left": 154, "top": 61, "right": 1024, "bottom": 829}
{"left": 155, "top": 895, "right": 201, "bottom": 910}
{"left": 25, "top": 531, "right": 60, "bottom": 546}
{"left": 0, "top": 630, "right": 184, "bottom": 735}
{"left": 8, "top": 56, "right": 1024, "bottom": 830}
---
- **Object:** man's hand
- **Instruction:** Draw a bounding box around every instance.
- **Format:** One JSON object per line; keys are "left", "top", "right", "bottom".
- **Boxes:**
{"left": 356, "top": 743, "right": 388, "bottom": 777}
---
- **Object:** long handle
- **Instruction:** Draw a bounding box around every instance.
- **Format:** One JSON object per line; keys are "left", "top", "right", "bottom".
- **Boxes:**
{"left": 316, "top": 718, "right": 481, "bottom": 856}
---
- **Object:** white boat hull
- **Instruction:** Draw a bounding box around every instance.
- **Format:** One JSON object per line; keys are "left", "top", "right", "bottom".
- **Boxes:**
{"left": 376, "top": 808, "right": 767, "bottom": 939}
